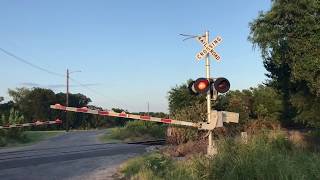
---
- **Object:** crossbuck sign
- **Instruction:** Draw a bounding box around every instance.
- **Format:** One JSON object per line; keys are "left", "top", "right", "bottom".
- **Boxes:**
{"left": 196, "top": 35, "right": 222, "bottom": 61}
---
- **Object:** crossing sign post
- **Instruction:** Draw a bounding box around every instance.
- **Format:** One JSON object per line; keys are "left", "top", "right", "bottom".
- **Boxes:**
{"left": 196, "top": 31, "right": 222, "bottom": 155}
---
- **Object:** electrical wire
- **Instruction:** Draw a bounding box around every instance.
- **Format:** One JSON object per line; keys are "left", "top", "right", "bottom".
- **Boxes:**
{"left": 0, "top": 46, "right": 138, "bottom": 112}
{"left": 0, "top": 47, "right": 64, "bottom": 78}
{"left": 69, "top": 77, "right": 135, "bottom": 111}
{"left": 179, "top": 33, "right": 203, "bottom": 41}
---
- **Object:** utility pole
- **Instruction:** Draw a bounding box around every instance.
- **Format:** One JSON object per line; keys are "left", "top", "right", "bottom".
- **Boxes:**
{"left": 65, "top": 69, "right": 81, "bottom": 132}
{"left": 147, "top": 102, "right": 150, "bottom": 116}
{"left": 66, "top": 69, "right": 69, "bottom": 132}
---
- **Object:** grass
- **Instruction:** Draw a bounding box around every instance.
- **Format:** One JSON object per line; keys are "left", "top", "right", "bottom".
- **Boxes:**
{"left": 98, "top": 127, "right": 123, "bottom": 143}
{"left": 120, "top": 131, "right": 320, "bottom": 180}
{"left": 2, "top": 130, "right": 65, "bottom": 147}
{"left": 99, "top": 121, "right": 167, "bottom": 143}
{"left": 23, "top": 131, "right": 64, "bottom": 143}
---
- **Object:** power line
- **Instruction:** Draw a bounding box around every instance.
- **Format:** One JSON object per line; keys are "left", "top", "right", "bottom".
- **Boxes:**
{"left": 0, "top": 47, "right": 64, "bottom": 78}
{"left": 69, "top": 77, "right": 135, "bottom": 111}
{"left": 0, "top": 46, "right": 135, "bottom": 111}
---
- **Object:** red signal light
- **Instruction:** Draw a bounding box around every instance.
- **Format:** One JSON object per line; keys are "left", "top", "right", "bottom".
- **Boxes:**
{"left": 197, "top": 81, "right": 208, "bottom": 90}
{"left": 188, "top": 78, "right": 210, "bottom": 94}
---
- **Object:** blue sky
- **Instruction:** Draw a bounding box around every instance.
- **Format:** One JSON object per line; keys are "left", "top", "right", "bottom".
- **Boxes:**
{"left": 0, "top": 0, "right": 271, "bottom": 112}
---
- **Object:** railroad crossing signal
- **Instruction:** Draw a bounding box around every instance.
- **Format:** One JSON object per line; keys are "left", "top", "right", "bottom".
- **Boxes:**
{"left": 187, "top": 31, "right": 238, "bottom": 155}
{"left": 196, "top": 35, "right": 222, "bottom": 61}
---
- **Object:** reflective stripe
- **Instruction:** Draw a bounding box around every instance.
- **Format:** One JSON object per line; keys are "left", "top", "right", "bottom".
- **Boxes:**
{"left": 98, "top": 111, "right": 109, "bottom": 116}
{"left": 77, "top": 108, "right": 88, "bottom": 113}
{"left": 119, "top": 113, "right": 127, "bottom": 117}
{"left": 140, "top": 115, "right": 151, "bottom": 120}
{"left": 55, "top": 104, "right": 66, "bottom": 110}
{"left": 161, "top": 119, "right": 172, "bottom": 123}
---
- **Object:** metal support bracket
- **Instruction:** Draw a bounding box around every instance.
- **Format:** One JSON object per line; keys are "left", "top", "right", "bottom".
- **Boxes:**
{"left": 198, "top": 110, "right": 219, "bottom": 130}
{"left": 198, "top": 110, "right": 239, "bottom": 130}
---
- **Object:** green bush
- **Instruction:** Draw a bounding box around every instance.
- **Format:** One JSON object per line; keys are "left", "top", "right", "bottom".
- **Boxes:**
{"left": 209, "top": 134, "right": 320, "bottom": 180}
{"left": 0, "top": 109, "right": 27, "bottom": 146}
{"left": 107, "top": 120, "right": 167, "bottom": 141}
{"left": 121, "top": 152, "right": 173, "bottom": 178}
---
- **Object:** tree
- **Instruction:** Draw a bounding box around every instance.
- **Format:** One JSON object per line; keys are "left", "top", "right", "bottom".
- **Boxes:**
{"left": 8, "top": 108, "right": 24, "bottom": 124}
{"left": 0, "top": 100, "right": 14, "bottom": 119}
{"left": 223, "top": 90, "right": 254, "bottom": 124}
{"left": 213, "top": 85, "right": 283, "bottom": 124}
{"left": 0, "top": 97, "right": 3, "bottom": 103}
{"left": 55, "top": 92, "right": 91, "bottom": 107}
{"left": 8, "top": 88, "right": 56, "bottom": 121}
{"left": 0, "top": 108, "right": 26, "bottom": 144}
{"left": 8, "top": 88, "right": 31, "bottom": 104}
{"left": 26, "top": 88, "right": 56, "bottom": 120}
{"left": 8, "top": 88, "right": 32, "bottom": 120}
{"left": 249, "top": 0, "right": 320, "bottom": 127}
{"left": 6, "top": 87, "right": 100, "bottom": 130}
{"left": 251, "top": 85, "right": 282, "bottom": 121}
{"left": 168, "top": 79, "right": 206, "bottom": 115}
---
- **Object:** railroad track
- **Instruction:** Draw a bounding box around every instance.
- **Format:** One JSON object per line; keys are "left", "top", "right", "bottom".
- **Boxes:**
{"left": 127, "top": 139, "right": 166, "bottom": 145}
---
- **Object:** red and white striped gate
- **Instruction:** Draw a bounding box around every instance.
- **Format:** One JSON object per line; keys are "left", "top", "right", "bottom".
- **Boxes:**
{"left": 50, "top": 104, "right": 239, "bottom": 130}
{"left": 0, "top": 119, "right": 62, "bottom": 129}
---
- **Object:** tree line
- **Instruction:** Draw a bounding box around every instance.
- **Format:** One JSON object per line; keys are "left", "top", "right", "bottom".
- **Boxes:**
{"left": 249, "top": 0, "right": 320, "bottom": 127}
{"left": 0, "top": 87, "right": 168, "bottom": 131}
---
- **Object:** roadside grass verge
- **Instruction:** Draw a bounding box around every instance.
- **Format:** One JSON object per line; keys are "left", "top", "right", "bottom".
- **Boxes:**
{"left": 98, "top": 127, "right": 123, "bottom": 143}
{"left": 99, "top": 121, "right": 167, "bottom": 143}
{"left": 1, "top": 131, "right": 65, "bottom": 147}
{"left": 120, "top": 132, "right": 320, "bottom": 179}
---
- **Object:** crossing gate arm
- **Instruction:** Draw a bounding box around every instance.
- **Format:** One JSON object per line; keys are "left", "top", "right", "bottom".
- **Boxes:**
{"left": 50, "top": 104, "right": 206, "bottom": 129}
{"left": 0, "top": 119, "right": 63, "bottom": 129}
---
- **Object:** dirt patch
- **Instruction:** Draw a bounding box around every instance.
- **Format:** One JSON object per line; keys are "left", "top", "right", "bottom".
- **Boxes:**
{"left": 70, "top": 153, "right": 140, "bottom": 180}
{"left": 162, "top": 139, "right": 207, "bottom": 157}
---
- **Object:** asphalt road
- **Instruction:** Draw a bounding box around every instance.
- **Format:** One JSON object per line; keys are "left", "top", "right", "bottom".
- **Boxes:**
{"left": 0, "top": 130, "right": 148, "bottom": 180}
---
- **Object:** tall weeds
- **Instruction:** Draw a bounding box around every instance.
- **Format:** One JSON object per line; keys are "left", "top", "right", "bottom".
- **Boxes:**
{"left": 121, "top": 132, "right": 320, "bottom": 179}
